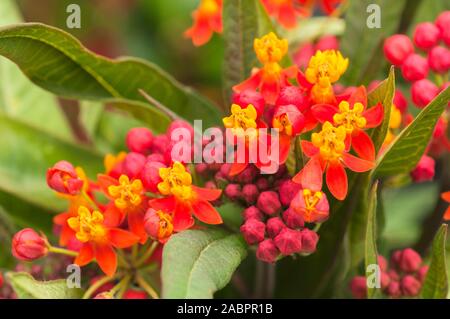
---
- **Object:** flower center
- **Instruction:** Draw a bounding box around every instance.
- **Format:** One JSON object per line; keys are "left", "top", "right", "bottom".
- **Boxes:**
{"left": 312, "top": 121, "right": 346, "bottom": 162}
{"left": 68, "top": 206, "right": 106, "bottom": 243}
{"left": 305, "top": 50, "right": 348, "bottom": 87}
{"left": 273, "top": 113, "right": 293, "bottom": 136}
{"left": 200, "top": 0, "right": 220, "bottom": 15}
{"left": 108, "top": 175, "right": 143, "bottom": 210}
{"left": 254, "top": 32, "right": 288, "bottom": 64}
{"left": 156, "top": 210, "right": 174, "bottom": 240}
{"left": 223, "top": 104, "right": 258, "bottom": 138}
{"left": 333, "top": 101, "right": 367, "bottom": 133}
{"left": 158, "top": 162, "right": 194, "bottom": 200}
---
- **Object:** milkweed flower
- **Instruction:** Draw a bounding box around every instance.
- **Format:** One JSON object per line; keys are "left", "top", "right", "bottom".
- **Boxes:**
{"left": 233, "top": 32, "right": 297, "bottom": 104}
{"left": 261, "top": 0, "right": 302, "bottom": 29}
{"left": 144, "top": 208, "right": 174, "bottom": 243}
{"left": 47, "top": 161, "right": 84, "bottom": 195}
{"left": 442, "top": 191, "right": 450, "bottom": 220}
{"left": 295, "top": 121, "right": 375, "bottom": 200}
{"left": 185, "top": 0, "right": 223, "bottom": 46}
{"left": 68, "top": 206, "right": 139, "bottom": 276}
{"left": 311, "top": 86, "right": 384, "bottom": 161}
{"left": 149, "top": 162, "right": 222, "bottom": 231}
{"left": 12, "top": 228, "right": 48, "bottom": 262}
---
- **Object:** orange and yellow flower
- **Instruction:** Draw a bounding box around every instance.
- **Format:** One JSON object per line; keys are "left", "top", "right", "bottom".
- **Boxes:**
{"left": 233, "top": 32, "right": 297, "bottom": 104}
{"left": 185, "top": 0, "right": 223, "bottom": 46}
{"left": 68, "top": 206, "right": 139, "bottom": 276}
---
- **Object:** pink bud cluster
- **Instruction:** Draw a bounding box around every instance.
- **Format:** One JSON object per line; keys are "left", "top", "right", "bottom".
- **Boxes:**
{"left": 350, "top": 248, "right": 428, "bottom": 299}
{"left": 383, "top": 11, "right": 450, "bottom": 108}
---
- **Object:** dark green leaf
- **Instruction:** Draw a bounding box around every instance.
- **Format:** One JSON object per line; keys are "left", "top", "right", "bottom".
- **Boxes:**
{"left": 162, "top": 229, "right": 247, "bottom": 298}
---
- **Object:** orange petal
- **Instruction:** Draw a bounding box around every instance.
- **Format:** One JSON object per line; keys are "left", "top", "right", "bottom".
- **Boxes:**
{"left": 74, "top": 243, "right": 94, "bottom": 266}
{"left": 444, "top": 207, "right": 450, "bottom": 221}
{"left": 294, "top": 156, "right": 323, "bottom": 191}
{"left": 95, "top": 244, "right": 117, "bottom": 277}
{"left": 191, "top": 199, "right": 223, "bottom": 225}
{"left": 261, "top": 78, "right": 280, "bottom": 105}
{"left": 128, "top": 209, "right": 148, "bottom": 244}
{"left": 278, "top": 3, "right": 297, "bottom": 28}
{"left": 108, "top": 228, "right": 140, "bottom": 248}
{"left": 229, "top": 163, "right": 248, "bottom": 176}
{"left": 185, "top": 19, "right": 213, "bottom": 47}
{"left": 173, "top": 201, "right": 195, "bottom": 232}
{"left": 342, "top": 153, "right": 375, "bottom": 172}
{"left": 442, "top": 191, "right": 450, "bottom": 202}
{"left": 363, "top": 102, "right": 384, "bottom": 128}
{"left": 97, "top": 174, "right": 117, "bottom": 197}
{"left": 233, "top": 70, "right": 263, "bottom": 93}
{"left": 148, "top": 196, "right": 176, "bottom": 212}
{"left": 103, "top": 203, "right": 124, "bottom": 228}
{"left": 326, "top": 162, "right": 348, "bottom": 200}
{"left": 311, "top": 104, "right": 339, "bottom": 123}
{"left": 348, "top": 86, "right": 367, "bottom": 107}
{"left": 301, "top": 140, "right": 319, "bottom": 157}
{"left": 53, "top": 212, "right": 71, "bottom": 225}
{"left": 59, "top": 224, "right": 75, "bottom": 247}
{"left": 351, "top": 129, "right": 375, "bottom": 161}
{"left": 192, "top": 185, "right": 222, "bottom": 201}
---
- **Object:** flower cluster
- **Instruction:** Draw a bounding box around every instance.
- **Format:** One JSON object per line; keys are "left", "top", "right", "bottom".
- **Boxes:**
{"left": 350, "top": 248, "right": 428, "bottom": 299}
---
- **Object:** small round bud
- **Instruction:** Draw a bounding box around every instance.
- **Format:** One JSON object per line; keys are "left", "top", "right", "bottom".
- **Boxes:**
{"left": 413, "top": 22, "right": 440, "bottom": 50}
{"left": 378, "top": 255, "right": 388, "bottom": 272}
{"left": 242, "top": 184, "right": 259, "bottom": 205}
{"left": 278, "top": 179, "right": 301, "bottom": 206}
{"left": 46, "top": 161, "right": 83, "bottom": 195}
{"left": 401, "top": 54, "right": 428, "bottom": 82}
{"left": 299, "top": 229, "right": 319, "bottom": 254}
{"left": 256, "top": 239, "right": 279, "bottom": 263}
{"left": 232, "top": 90, "right": 265, "bottom": 116}
{"left": 393, "top": 90, "right": 408, "bottom": 113}
{"left": 276, "top": 86, "right": 308, "bottom": 112}
{"left": 256, "top": 177, "right": 270, "bottom": 191}
{"left": 428, "top": 46, "right": 450, "bottom": 73}
{"left": 266, "top": 217, "right": 286, "bottom": 238}
{"left": 141, "top": 161, "right": 164, "bottom": 193}
{"left": 398, "top": 248, "right": 422, "bottom": 273}
{"left": 123, "top": 289, "right": 148, "bottom": 299}
{"left": 122, "top": 152, "right": 146, "bottom": 179}
{"left": 416, "top": 265, "right": 429, "bottom": 283}
{"left": 401, "top": 275, "right": 421, "bottom": 296}
{"left": 411, "top": 79, "right": 439, "bottom": 108}
{"left": 386, "top": 281, "right": 401, "bottom": 298}
{"left": 435, "top": 11, "right": 450, "bottom": 46}
{"left": 383, "top": 35, "right": 414, "bottom": 66}
{"left": 282, "top": 208, "right": 304, "bottom": 228}
{"left": 257, "top": 191, "right": 282, "bottom": 215}
{"left": 350, "top": 276, "right": 367, "bottom": 299}
{"left": 12, "top": 228, "right": 48, "bottom": 261}
{"left": 274, "top": 228, "right": 302, "bottom": 255}
{"left": 240, "top": 218, "right": 266, "bottom": 245}
{"left": 242, "top": 206, "right": 264, "bottom": 221}
{"left": 224, "top": 184, "right": 242, "bottom": 201}
{"left": 410, "top": 155, "right": 435, "bottom": 183}
{"left": 235, "top": 165, "right": 258, "bottom": 184}
{"left": 126, "top": 127, "right": 153, "bottom": 154}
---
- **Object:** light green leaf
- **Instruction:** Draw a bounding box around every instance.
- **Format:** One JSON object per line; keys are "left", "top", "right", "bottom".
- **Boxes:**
{"left": 0, "top": 0, "right": 72, "bottom": 140}
{"left": 217, "top": 202, "right": 243, "bottom": 231}
{"left": 340, "top": 0, "right": 406, "bottom": 85}
{"left": 283, "top": 17, "right": 345, "bottom": 45}
{"left": 421, "top": 224, "right": 448, "bottom": 299}
{"left": 0, "top": 114, "right": 103, "bottom": 212}
{"left": 7, "top": 272, "right": 83, "bottom": 299}
{"left": 365, "top": 182, "right": 381, "bottom": 299}
{"left": 162, "top": 229, "right": 247, "bottom": 298}
{"left": 374, "top": 87, "right": 450, "bottom": 177}
{"left": 222, "top": 0, "right": 274, "bottom": 104}
{"left": 0, "top": 23, "right": 222, "bottom": 127}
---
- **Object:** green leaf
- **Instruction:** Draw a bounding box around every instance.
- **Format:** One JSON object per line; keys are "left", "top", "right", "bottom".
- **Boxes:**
{"left": 421, "top": 224, "right": 448, "bottom": 299}
{"left": 340, "top": 0, "right": 406, "bottom": 85}
{"left": 283, "top": 17, "right": 345, "bottom": 45}
{"left": 365, "top": 182, "right": 381, "bottom": 299}
{"left": 0, "top": 0, "right": 72, "bottom": 140}
{"left": 161, "top": 229, "right": 247, "bottom": 298}
{"left": 0, "top": 205, "right": 17, "bottom": 267}
{"left": 0, "top": 114, "right": 103, "bottom": 212}
{"left": 374, "top": 87, "right": 450, "bottom": 177}
{"left": 7, "top": 272, "right": 83, "bottom": 299}
{"left": 217, "top": 202, "right": 243, "bottom": 231}
{"left": 222, "top": 0, "right": 274, "bottom": 104}
{"left": 0, "top": 23, "right": 222, "bottom": 127}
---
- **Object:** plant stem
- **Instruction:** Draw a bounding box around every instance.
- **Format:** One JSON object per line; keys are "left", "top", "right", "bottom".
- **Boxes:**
{"left": 82, "top": 274, "right": 119, "bottom": 299}
{"left": 117, "top": 250, "right": 131, "bottom": 269}
{"left": 138, "top": 89, "right": 179, "bottom": 120}
{"left": 110, "top": 274, "right": 131, "bottom": 298}
{"left": 48, "top": 246, "right": 78, "bottom": 257}
{"left": 135, "top": 273, "right": 159, "bottom": 299}
{"left": 81, "top": 190, "right": 100, "bottom": 211}
{"left": 136, "top": 241, "right": 158, "bottom": 267}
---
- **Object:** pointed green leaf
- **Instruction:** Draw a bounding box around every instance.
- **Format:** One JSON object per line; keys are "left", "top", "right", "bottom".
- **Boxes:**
{"left": 7, "top": 272, "right": 83, "bottom": 299}
{"left": 374, "top": 87, "right": 450, "bottom": 177}
{"left": 421, "top": 224, "right": 448, "bottom": 299}
{"left": 0, "top": 23, "right": 222, "bottom": 127}
{"left": 162, "top": 229, "right": 247, "bottom": 298}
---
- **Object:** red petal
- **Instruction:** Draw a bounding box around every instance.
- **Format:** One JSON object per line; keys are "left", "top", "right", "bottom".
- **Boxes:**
{"left": 278, "top": 3, "right": 297, "bottom": 28}
{"left": 351, "top": 129, "right": 375, "bottom": 161}
{"left": 229, "top": 163, "right": 248, "bottom": 176}
{"left": 53, "top": 212, "right": 71, "bottom": 226}
{"left": 233, "top": 70, "right": 263, "bottom": 93}
{"left": 128, "top": 209, "right": 148, "bottom": 244}
{"left": 344, "top": 134, "right": 352, "bottom": 152}
{"left": 297, "top": 70, "right": 313, "bottom": 89}
{"left": 326, "top": 162, "right": 348, "bottom": 200}
{"left": 342, "top": 153, "right": 375, "bottom": 172}
{"left": 441, "top": 191, "right": 450, "bottom": 202}
{"left": 301, "top": 140, "right": 319, "bottom": 157}
{"left": 59, "top": 225, "right": 75, "bottom": 247}
{"left": 311, "top": 104, "right": 339, "bottom": 123}
{"left": 293, "top": 156, "right": 323, "bottom": 191}
{"left": 74, "top": 243, "right": 94, "bottom": 266}
{"left": 192, "top": 186, "right": 222, "bottom": 201}
{"left": 261, "top": 78, "right": 280, "bottom": 105}
{"left": 97, "top": 174, "right": 117, "bottom": 197}
{"left": 348, "top": 86, "right": 367, "bottom": 108}
{"left": 148, "top": 196, "right": 176, "bottom": 212}
{"left": 279, "top": 134, "right": 291, "bottom": 164}
{"left": 184, "top": 20, "right": 213, "bottom": 47}
{"left": 363, "top": 102, "right": 384, "bottom": 128}
{"left": 108, "top": 228, "right": 140, "bottom": 248}
{"left": 103, "top": 204, "right": 124, "bottom": 228}
{"left": 303, "top": 109, "right": 318, "bottom": 132}
{"left": 95, "top": 244, "right": 117, "bottom": 277}
{"left": 173, "top": 201, "right": 195, "bottom": 232}
{"left": 444, "top": 207, "right": 450, "bottom": 221}
{"left": 191, "top": 199, "right": 223, "bottom": 225}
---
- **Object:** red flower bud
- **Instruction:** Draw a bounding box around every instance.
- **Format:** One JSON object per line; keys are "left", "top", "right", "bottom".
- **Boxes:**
{"left": 256, "top": 177, "right": 270, "bottom": 191}
{"left": 195, "top": 163, "right": 209, "bottom": 175}
{"left": 410, "top": 155, "right": 435, "bottom": 183}
{"left": 126, "top": 127, "right": 153, "bottom": 154}
{"left": 290, "top": 189, "right": 329, "bottom": 223}
{"left": 274, "top": 228, "right": 302, "bottom": 255}
{"left": 219, "top": 163, "right": 234, "bottom": 181}
{"left": 385, "top": 281, "right": 401, "bottom": 298}
{"left": 300, "top": 229, "right": 319, "bottom": 254}
{"left": 123, "top": 289, "right": 148, "bottom": 299}
{"left": 167, "top": 120, "right": 194, "bottom": 141}
{"left": 387, "top": 269, "right": 400, "bottom": 282}
{"left": 282, "top": 208, "right": 304, "bottom": 228}
{"left": 381, "top": 272, "right": 391, "bottom": 290}
{"left": 378, "top": 255, "right": 388, "bottom": 272}
{"left": 266, "top": 217, "right": 286, "bottom": 238}
{"left": 12, "top": 228, "right": 48, "bottom": 261}
{"left": 401, "top": 275, "right": 421, "bottom": 296}
{"left": 242, "top": 184, "right": 259, "bottom": 205}
{"left": 435, "top": 11, "right": 450, "bottom": 46}
{"left": 235, "top": 165, "right": 258, "bottom": 184}
{"left": 350, "top": 276, "right": 367, "bottom": 299}
{"left": 146, "top": 153, "right": 165, "bottom": 164}
{"left": 273, "top": 104, "right": 305, "bottom": 136}
{"left": 383, "top": 34, "right": 414, "bottom": 66}
{"left": 433, "top": 117, "right": 447, "bottom": 139}
{"left": 46, "top": 161, "right": 83, "bottom": 195}
{"left": 151, "top": 134, "right": 170, "bottom": 155}
{"left": 315, "top": 35, "right": 339, "bottom": 51}
{"left": 257, "top": 191, "right": 282, "bottom": 215}
{"left": 242, "top": 206, "right": 264, "bottom": 221}
{"left": 411, "top": 79, "right": 439, "bottom": 108}
{"left": 416, "top": 265, "right": 429, "bottom": 283}
{"left": 428, "top": 46, "right": 450, "bottom": 73}
{"left": 225, "top": 183, "right": 242, "bottom": 201}
{"left": 393, "top": 90, "right": 408, "bottom": 113}
{"left": 276, "top": 86, "right": 309, "bottom": 112}
{"left": 413, "top": 22, "right": 441, "bottom": 50}
{"left": 144, "top": 208, "right": 174, "bottom": 243}
{"left": 256, "top": 239, "right": 279, "bottom": 263}
{"left": 240, "top": 218, "right": 266, "bottom": 245}
{"left": 141, "top": 161, "right": 164, "bottom": 192}
{"left": 279, "top": 179, "right": 302, "bottom": 206}
{"left": 398, "top": 248, "right": 422, "bottom": 273}
{"left": 123, "top": 152, "right": 146, "bottom": 179}
{"left": 232, "top": 90, "right": 265, "bottom": 116}
{"left": 401, "top": 54, "right": 428, "bottom": 81}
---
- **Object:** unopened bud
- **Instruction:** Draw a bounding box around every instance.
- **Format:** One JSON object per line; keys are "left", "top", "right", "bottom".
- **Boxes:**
{"left": 12, "top": 228, "right": 48, "bottom": 261}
